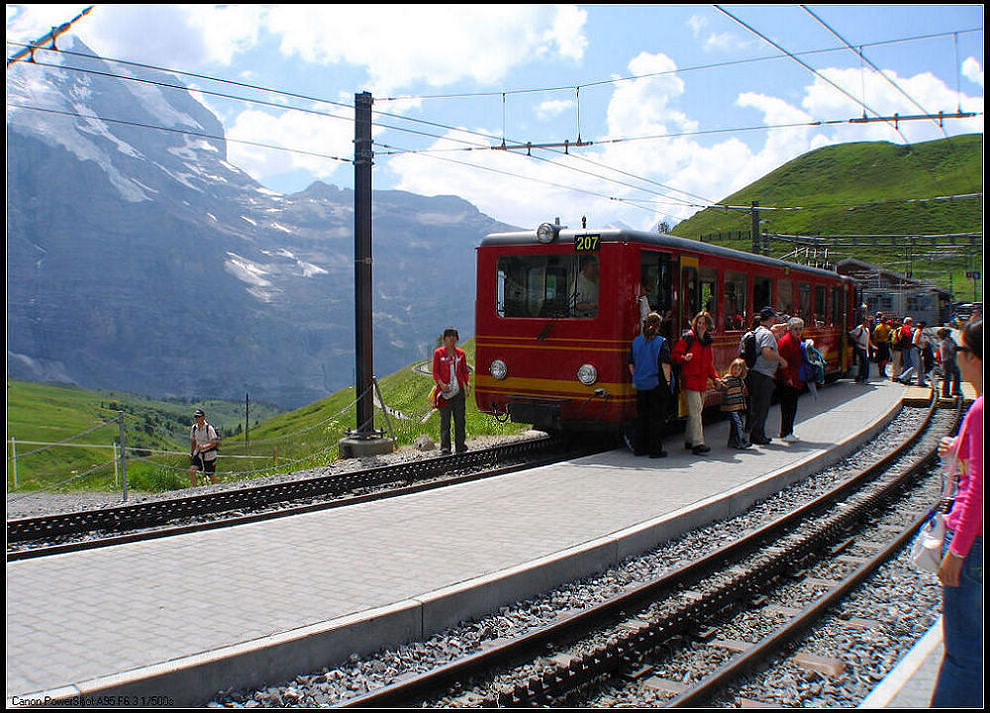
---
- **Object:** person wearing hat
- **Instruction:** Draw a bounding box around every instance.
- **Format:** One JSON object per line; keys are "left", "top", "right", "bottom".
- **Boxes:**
{"left": 747, "top": 307, "right": 788, "bottom": 445}
{"left": 872, "top": 317, "right": 893, "bottom": 379}
{"left": 189, "top": 408, "right": 220, "bottom": 487}
{"left": 432, "top": 328, "right": 471, "bottom": 455}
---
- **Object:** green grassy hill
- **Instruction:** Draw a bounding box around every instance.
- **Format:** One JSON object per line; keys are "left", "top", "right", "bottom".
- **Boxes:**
{"left": 5, "top": 380, "right": 284, "bottom": 492}
{"left": 671, "top": 134, "right": 983, "bottom": 297}
{"left": 6, "top": 339, "right": 527, "bottom": 494}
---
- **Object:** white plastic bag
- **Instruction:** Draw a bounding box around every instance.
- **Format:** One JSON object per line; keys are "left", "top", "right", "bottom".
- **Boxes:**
{"left": 911, "top": 511, "right": 945, "bottom": 573}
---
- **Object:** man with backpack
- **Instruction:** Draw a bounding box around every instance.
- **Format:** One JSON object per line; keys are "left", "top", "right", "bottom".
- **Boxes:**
{"left": 189, "top": 408, "right": 220, "bottom": 487}
{"left": 739, "top": 317, "right": 760, "bottom": 371}
{"left": 747, "top": 307, "right": 787, "bottom": 445}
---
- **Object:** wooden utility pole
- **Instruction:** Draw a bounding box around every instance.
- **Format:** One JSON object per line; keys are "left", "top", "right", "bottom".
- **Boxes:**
{"left": 750, "top": 201, "right": 760, "bottom": 254}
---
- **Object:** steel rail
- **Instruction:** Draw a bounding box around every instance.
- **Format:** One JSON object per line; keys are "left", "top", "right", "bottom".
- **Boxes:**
{"left": 667, "top": 396, "right": 963, "bottom": 707}
{"left": 338, "top": 396, "right": 945, "bottom": 708}
{"left": 668, "top": 507, "right": 934, "bottom": 708}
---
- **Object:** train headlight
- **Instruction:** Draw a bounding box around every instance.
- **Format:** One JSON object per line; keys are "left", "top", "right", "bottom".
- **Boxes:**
{"left": 490, "top": 360, "right": 508, "bottom": 380}
{"left": 577, "top": 363, "right": 598, "bottom": 386}
{"left": 536, "top": 222, "right": 559, "bottom": 244}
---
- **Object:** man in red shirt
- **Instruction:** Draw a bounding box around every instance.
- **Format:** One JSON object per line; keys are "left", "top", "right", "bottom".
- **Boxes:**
{"left": 432, "top": 328, "right": 471, "bottom": 455}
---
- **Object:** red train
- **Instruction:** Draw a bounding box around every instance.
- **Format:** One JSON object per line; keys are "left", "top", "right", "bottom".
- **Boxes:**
{"left": 474, "top": 224, "right": 857, "bottom": 432}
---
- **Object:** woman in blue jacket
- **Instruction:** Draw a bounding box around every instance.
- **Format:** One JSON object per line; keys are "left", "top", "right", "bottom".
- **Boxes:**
{"left": 628, "top": 312, "right": 672, "bottom": 458}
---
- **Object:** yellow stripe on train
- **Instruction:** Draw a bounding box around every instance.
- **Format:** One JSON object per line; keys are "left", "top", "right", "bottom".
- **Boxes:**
{"left": 475, "top": 375, "right": 636, "bottom": 398}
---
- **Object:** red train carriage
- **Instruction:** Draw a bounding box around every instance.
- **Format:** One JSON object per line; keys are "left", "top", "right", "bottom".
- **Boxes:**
{"left": 474, "top": 224, "right": 857, "bottom": 432}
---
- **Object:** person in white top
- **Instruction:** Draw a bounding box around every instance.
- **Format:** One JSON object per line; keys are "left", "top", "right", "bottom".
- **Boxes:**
{"left": 189, "top": 408, "right": 220, "bottom": 487}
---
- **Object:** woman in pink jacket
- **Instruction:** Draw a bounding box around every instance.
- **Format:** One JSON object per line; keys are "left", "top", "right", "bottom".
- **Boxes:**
{"left": 931, "top": 319, "right": 982, "bottom": 707}
{"left": 671, "top": 312, "right": 722, "bottom": 455}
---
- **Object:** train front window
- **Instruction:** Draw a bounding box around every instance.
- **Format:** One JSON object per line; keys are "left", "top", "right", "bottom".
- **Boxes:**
{"left": 496, "top": 254, "right": 599, "bottom": 318}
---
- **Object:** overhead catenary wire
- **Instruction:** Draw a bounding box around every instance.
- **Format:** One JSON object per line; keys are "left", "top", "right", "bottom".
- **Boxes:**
{"left": 8, "top": 35, "right": 982, "bottom": 219}
{"left": 715, "top": 5, "right": 912, "bottom": 144}
{"left": 374, "top": 27, "right": 983, "bottom": 103}
{"left": 5, "top": 17, "right": 982, "bottom": 225}
{"left": 7, "top": 102, "right": 354, "bottom": 165}
{"left": 800, "top": 4, "right": 947, "bottom": 135}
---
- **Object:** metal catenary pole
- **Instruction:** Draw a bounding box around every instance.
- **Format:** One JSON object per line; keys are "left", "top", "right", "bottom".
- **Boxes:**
{"left": 353, "top": 91, "right": 376, "bottom": 438}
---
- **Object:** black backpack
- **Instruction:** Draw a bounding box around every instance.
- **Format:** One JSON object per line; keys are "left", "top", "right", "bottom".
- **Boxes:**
{"left": 740, "top": 331, "right": 758, "bottom": 368}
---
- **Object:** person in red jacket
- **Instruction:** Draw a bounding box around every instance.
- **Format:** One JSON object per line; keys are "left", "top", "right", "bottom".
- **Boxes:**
{"left": 776, "top": 317, "right": 805, "bottom": 442}
{"left": 671, "top": 312, "right": 723, "bottom": 455}
{"left": 432, "top": 327, "right": 471, "bottom": 455}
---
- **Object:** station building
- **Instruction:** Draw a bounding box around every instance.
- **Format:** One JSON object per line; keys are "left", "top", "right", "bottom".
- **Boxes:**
{"left": 836, "top": 257, "right": 953, "bottom": 325}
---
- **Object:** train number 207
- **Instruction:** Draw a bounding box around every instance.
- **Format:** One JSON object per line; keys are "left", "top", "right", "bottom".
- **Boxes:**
{"left": 574, "top": 234, "right": 601, "bottom": 252}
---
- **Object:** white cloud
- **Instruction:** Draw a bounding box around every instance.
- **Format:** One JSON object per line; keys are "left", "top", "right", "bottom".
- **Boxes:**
{"left": 801, "top": 66, "right": 985, "bottom": 143}
{"left": 536, "top": 99, "right": 575, "bottom": 121}
{"left": 962, "top": 57, "right": 983, "bottom": 88}
{"left": 543, "top": 4, "right": 588, "bottom": 61}
{"left": 387, "top": 51, "right": 719, "bottom": 230}
{"left": 225, "top": 105, "right": 354, "bottom": 187}
{"left": 263, "top": 5, "right": 589, "bottom": 95}
{"left": 687, "top": 12, "right": 751, "bottom": 53}
{"left": 605, "top": 52, "right": 689, "bottom": 139}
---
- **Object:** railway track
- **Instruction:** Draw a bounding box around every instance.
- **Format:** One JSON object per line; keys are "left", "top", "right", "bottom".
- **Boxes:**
{"left": 7, "top": 434, "right": 614, "bottom": 560}
{"left": 329, "top": 395, "right": 958, "bottom": 708}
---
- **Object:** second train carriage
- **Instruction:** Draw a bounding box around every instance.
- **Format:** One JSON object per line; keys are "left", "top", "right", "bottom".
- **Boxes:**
{"left": 474, "top": 224, "right": 857, "bottom": 432}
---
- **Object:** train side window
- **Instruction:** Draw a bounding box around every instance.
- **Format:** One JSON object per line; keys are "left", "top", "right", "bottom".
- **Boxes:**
{"left": 700, "top": 267, "right": 718, "bottom": 330}
{"left": 830, "top": 286, "right": 843, "bottom": 327}
{"left": 778, "top": 279, "right": 794, "bottom": 317}
{"left": 723, "top": 271, "right": 747, "bottom": 330}
{"left": 798, "top": 282, "right": 811, "bottom": 319}
{"left": 754, "top": 275, "right": 773, "bottom": 313}
{"left": 815, "top": 285, "right": 827, "bottom": 327}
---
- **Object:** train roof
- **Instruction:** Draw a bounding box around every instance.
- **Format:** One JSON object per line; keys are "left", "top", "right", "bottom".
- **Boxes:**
{"left": 480, "top": 227, "right": 855, "bottom": 284}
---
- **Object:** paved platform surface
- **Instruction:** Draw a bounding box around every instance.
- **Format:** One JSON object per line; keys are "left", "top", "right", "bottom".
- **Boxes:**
{"left": 4, "top": 379, "right": 939, "bottom": 706}
{"left": 860, "top": 619, "right": 943, "bottom": 708}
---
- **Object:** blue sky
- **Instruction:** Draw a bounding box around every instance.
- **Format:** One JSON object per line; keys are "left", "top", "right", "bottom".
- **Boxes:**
{"left": 6, "top": 4, "right": 984, "bottom": 231}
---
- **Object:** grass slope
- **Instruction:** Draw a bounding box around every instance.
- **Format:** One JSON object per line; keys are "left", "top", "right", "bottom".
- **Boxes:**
{"left": 6, "top": 339, "right": 527, "bottom": 493}
{"left": 671, "top": 135, "right": 983, "bottom": 297}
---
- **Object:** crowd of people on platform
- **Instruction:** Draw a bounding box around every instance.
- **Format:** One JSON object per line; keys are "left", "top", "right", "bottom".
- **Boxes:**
{"left": 628, "top": 305, "right": 823, "bottom": 458}
{"left": 852, "top": 306, "right": 982, "bottom": 399}
{"left": 625, "top": 301, "right": 982, "bottom": 460}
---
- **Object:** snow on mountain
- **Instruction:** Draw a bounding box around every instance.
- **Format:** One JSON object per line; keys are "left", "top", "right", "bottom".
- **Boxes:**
{"left": 7, "top": 39, "right": 515, "bottom": 408}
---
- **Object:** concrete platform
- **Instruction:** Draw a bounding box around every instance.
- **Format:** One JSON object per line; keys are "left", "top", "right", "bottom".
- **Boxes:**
{"left": 860, "top": 619, "right": 943, "bottom": 708}
{"left": 6, "top": 378, "right": 924, "bottom": 706}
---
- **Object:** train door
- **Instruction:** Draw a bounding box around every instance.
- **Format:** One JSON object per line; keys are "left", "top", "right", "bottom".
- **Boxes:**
{"left": 640, "top": 250, "right": 673, "bottom": 341}
{"left": 754, "top": 274, "right": 773, "bottom": 315}
{"left": 679, "top": 256, "right": 700, "bottom": 336}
